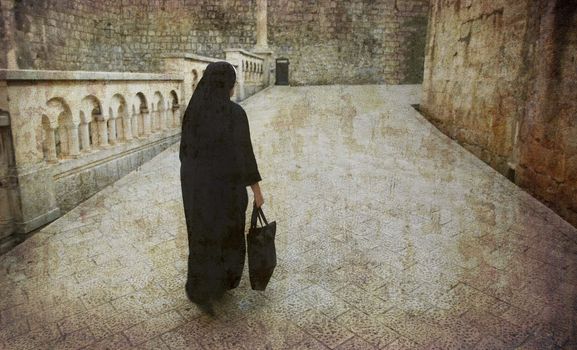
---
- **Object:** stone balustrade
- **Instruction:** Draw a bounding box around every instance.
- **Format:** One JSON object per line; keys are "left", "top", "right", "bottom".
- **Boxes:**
{"left": 224, "top": 49, "right": 268, "bottom": 100}
{"left": 164, "top": 50, "right": 270, "bottom": 103}
{"left": 163, "top": 53, "right": 227, "bottom": 106}
{"left": 0, "top": 69, "right": 184, "bottom": 249}
{"left": 0, "top": 50, "right": 273, "bottom": 253}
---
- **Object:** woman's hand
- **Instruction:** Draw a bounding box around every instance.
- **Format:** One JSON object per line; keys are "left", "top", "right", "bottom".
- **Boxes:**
{"left": 250, "top": 182, "right": 264, "bottom": 208}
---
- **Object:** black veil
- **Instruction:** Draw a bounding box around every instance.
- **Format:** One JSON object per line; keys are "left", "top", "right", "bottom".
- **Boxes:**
{"left": 180, "top": 61, "right": 237, "bottom": 162}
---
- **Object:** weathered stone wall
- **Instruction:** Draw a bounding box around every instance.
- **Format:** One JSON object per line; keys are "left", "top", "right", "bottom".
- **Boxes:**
{"left": 1, "top": 0, "right": 429, "bottom": 85}
{"left": 421, "top": 0, "right": 577, "bottom": 227}
{"left": 0, "top": 0, "right": 257, "bottom": 72}
{"left": 268, "top": 0, "right": 429, "bottom": 85}
{"left": 421, "top": 0, "right": 533, "bottom": 175}
{"left": 119, "top": 0, "right": 257, "bottom": 72}
{"left": 0, "top": 0, "right": 123, "bottom": 71}
{"left": 517, "top": 1, "right": 577, "bottom": 227}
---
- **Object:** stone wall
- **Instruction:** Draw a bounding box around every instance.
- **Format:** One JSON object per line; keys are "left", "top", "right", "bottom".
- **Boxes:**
{"left": 421, "top": 0, "right": 577, "bottom": 227}
{"left": 0, "top": 0, "right": 123, "bottom": 71}
{"left": 0, "top": 0, "right": 257, "bottom": 72}
{"left": 517, "top": 1, "right": 577, "bottom": 227}
{"left": 1, "top": 0, "right": 429, "bottom": 85}
{"left": 120, "top": 0, "right": 257, "bottom": 72}
{"left": 268, "top": 0, "right": 429, "bottom": 85}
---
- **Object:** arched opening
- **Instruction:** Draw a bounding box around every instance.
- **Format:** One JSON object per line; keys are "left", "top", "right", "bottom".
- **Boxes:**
{"left": 89, "top": 104, "right": 102, "bottom": 147}
{"left": 111, "top": 93, "right": 128, "bottom": 143}
{"left": 81, "top": 95, "right": 103, "bottom": 150}
{"left": 107, "top": 107, "right": 117, "bottom": 145}
{"left": 46, "top": 97, "right": 75, "bottom": 159}
{"left": 170, "top": 90, "right": 180, "bottom": 128}
{"left": 136, "top": 92, "right": 148, "bottom": 136}
{"left": 79, "top": 111, "right": 88, "bottom": 152}
{"left": 57, "top": 112, "right": 69, "bottom": 157}
{"left": 152, "top": 91, "right": 164, "bottom": 132}
{"left": 117, "top": 104, "right": 126, "bottom": 141}
{"left": 192, "top": 69, "right": 199, "bottom": 91}
{"left": 41, "top": 115, "right": 57, "bottom": 163}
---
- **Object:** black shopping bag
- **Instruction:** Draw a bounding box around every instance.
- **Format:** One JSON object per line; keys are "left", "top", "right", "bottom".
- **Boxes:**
{"left": 247, "top": 204, "right": 277, "bottom": 291}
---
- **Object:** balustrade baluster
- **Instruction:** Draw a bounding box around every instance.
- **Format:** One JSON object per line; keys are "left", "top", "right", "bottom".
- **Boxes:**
{"left": 44, "top": 126, "right": 58, "bottom": 163}
{"left": 80, "top": 122, "right": 90, "bottom": 152}
{"left": 69, "top": 124, "right": 80, "bottom": 157}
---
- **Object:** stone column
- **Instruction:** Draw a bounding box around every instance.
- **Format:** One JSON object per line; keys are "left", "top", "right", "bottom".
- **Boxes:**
{"left": 132, "top": 113, "right": 139, "bottom": 138}
{"left": 239, "top": 60, "right": 246, "bottom": 100}
{"left": 156, "top": 110, "right": 162, "bottom": 132}
{"left": 255, "top": 0, "right": 268, "bottom": 49}
{"left": 253, "top": 49, "right": 275, "bottom": 86}
{"left": 80, "top": 122, "right": 90, "bottom": 151}
{"left": 68, "top": 124, "right": 80, "bottom": 157}
{"left": 124, "top": 115, "right": 133, "bottom": 141}
{"left": 108, "top": 119, "right": 117, "bottom": 145}
{"left": 44, "top": 127, "right": 57, "bottom": 163}
{"left": 57, "top": 127, "right": 69, "bottom": 157}
{"left": 173, "top": 107, "right": 180, "bottom": 128}
{"left": 160, "top": 107, "right": 167, "bottom": 131}
{"left": 143, "top": 109, "right": 152, "bottom": 136}
{"left": 98, "top": 119, "right": 109, "bottom": 147}
{"left": 0, "top": 186, "right": 13, "bottom": 238}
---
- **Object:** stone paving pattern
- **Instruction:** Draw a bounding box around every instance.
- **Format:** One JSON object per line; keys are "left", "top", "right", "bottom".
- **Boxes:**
{"left": 1, "top": 85, "right": 576, "bottom": 349}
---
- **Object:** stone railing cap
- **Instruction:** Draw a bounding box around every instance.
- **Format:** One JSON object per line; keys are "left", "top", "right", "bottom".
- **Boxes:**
{"left": 251, "top": 48, "right": 275, "bottom": 54}
{"left": 223, "top": 48, "right": 265, "bottom": 61}
{"left": 0, "top": 69, "right": 183, "bottom": 81}
{"left": 161, "top": 52, "right": 223, "bottom": 63}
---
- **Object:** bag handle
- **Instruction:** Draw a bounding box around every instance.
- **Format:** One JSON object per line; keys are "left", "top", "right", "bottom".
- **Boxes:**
{"left": 251, "top": 203, "right": 268, "bottom": 228}
{"left": 250, "top": 202, "right": 260, "bottom": 229}
{"left": 257, "top": 207, "right": 269, "bottom": 226}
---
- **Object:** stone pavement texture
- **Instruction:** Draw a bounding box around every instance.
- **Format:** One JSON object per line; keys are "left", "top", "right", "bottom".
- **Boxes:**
{"left": 1, "top": 85, "right": 577, "bottom": 349}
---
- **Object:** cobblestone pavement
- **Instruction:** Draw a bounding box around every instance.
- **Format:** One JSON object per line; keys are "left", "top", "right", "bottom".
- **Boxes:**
{"left": 1, "top": 85, "right": 577, "bottom": 349}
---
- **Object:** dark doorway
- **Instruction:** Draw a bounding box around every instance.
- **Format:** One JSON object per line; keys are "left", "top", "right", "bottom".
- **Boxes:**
{"left": 275, "top": 58, "right": 289, "bottom": 85}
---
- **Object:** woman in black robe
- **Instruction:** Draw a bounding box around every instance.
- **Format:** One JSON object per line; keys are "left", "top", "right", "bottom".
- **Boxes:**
{"left": 179, "top": 61, "right": 264, "bottom": 314}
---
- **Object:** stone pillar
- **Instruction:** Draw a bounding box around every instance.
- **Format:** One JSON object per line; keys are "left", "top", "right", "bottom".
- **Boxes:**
{"left": 44, "top": 127, "right": 57, "bottom": 163}
{"left": 124, "top": 115, "right": 133, "bottom": 141}
{"left": 255, "top": 0, "right": 268, "bottom": 49}
{"left": 239, "top": 60, "right": 246, "bottom": 100}
{"left": 252, "top": 49, "right": 275, "bottom": 86}
{"left": 108, "top": 118, "right": 117, "bottom": 145}
{"left": 57, "top": 127, "right": 68, "bottom": 157}
{"left": 68, "top": 124, "right": 80, "bottom": 157}
{"left": 132, "top": 113, "right": 139, "bottom": 138}
{"left": 143, "top": 109, "right": 152, "bottom": 136}
{"left": 173, "top": 107, "right": 180, "bottom": 128}
{"left": 151, "top": 110, "right": 159, "bottom": 132}
{"left": 98, "top": 119, "right": 109, "bottom": 147}
{"left": 115, "top": 118, "right": 124, "bottom": 143}
{"left": 80, "top": 122, "right": 90, "bottom": 151}
{"left": 160, "top": 107, "right": 167, "bottom": 131}
{"left": 0, "top": 186, "right": 14, "bottom": 240}
{"left": 155, "top": 110, "right": 161, "bottom": 132}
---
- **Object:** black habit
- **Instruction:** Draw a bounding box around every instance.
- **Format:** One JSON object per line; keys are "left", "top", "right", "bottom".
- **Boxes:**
{"left": 179, "top": 61, "right": 261, "bottom": 303}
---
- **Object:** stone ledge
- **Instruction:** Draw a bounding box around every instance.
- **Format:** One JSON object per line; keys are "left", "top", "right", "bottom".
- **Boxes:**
{"left": 161, "top": 52, "right": 223, "bottom": 64}
{"left": 0, "top": 69, "right": 183, "bottom": 81}
{"left": 223, "top": 48, "right": 265, "bottom": 61}
{"left": 14, "top": 207, "right": 61, "bottom": 234}
{"left": 53, "top": 130, "right": 180, "bottom": 180}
